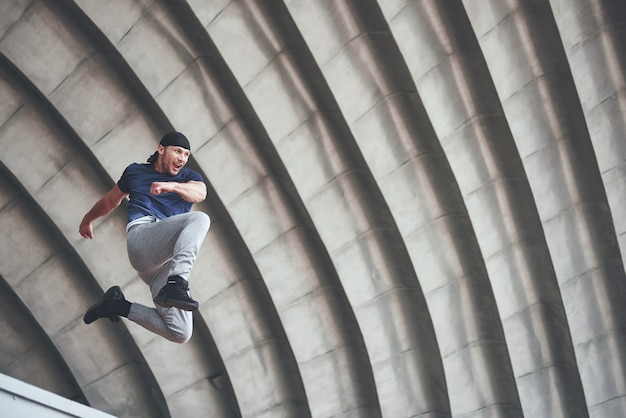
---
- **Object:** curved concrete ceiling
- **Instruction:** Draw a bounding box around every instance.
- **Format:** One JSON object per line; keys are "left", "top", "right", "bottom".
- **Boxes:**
{"left": 1, "top": 0, "right": 626, "bottom": 417}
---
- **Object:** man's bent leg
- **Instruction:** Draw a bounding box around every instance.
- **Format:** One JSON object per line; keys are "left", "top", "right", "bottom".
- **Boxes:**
{"left": 127, "top": 212, "right": 210, "bottom": 289}
{"left": 127, "top": 211, "right": 209, "bottom": 318}
{"left": 83, "top": 286, "right": 193, "bottom": 343}
{"left": 153, "top": 212, "right": 210, "bottom": 310}
{"left": 167, "top": 211, "right": 211, "bottom": 280}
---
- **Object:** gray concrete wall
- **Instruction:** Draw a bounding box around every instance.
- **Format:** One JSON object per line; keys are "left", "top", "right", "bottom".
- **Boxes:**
{"left": 1, "top": 0, "right": 625, "bottom": 417}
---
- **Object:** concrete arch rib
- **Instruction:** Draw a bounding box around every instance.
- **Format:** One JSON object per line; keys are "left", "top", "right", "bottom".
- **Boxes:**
{"left": 198, "top": 1, "right": 448, "bottom": 417}
{"left": 0, "top": 176, "right": 87, "bottom": 406}
{"left": 0, "top": 2, "right": 242, "bottom": 416}
{"left": 550, "top": 0, "right": 626, "bottom": 267}
{"left": 380, "top": 1, "right": 588, "bottom": 416}
{"left": 463, "top": 1, "right": 626, "bottom": 416}
{"left": 5, "top": 0, "right": 626, "bottom": 417}
{"left": 287, "top": 1, "right": 524, "bottom": 417}
{"left": 0, "top": 274, "right": 86, "bottom": 404}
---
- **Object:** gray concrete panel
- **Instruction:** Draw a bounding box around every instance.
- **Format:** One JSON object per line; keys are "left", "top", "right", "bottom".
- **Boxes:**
{"left": 179, "top": 202, "right": 306, "bottom": 418}
{"left": 198, "top": 2, "right": 384, "bottom": 416}
{"left": 156, "top": 60, "right": 235, "bottom": 148}
{"left": 2, "top": 0, "right": 626, "bottom": 416}
{"left": 550, "top": 0, "right": 626, "bottom": 264}
{"left": 49, "top": 55, "right": 139, "bottom": 147}
{"left": 0, "top": 187, "right": 86, "bottom": 406}
{"left": 226, "top": 177, "right": 299, "bottom": 253}
{"left": 190, "top": 223, "right": 302, "bottom": 418}
{"left": 203, "top": 281, "right": 308, "bottom": 417}
{"left": 78, "top": 360, "right": 162, "bottom": 417}
{"left": 0, "top": 1, "right": 31, "bottom": 38}
{"left": 464, "top": 0, "right": 626, "bottom": 416}
{"left": 382, "top": 1, "right": 588, "bottom": 416}
{"left": 192, "top": 123, "right": 269, "bottom": 207}
{"left": 278, "top": 59, "right": 448, "bottom": 413}
{"left": 88, "top": 117, "right": 160, "bottom": 193}
{"left": 0, "top": 1, "right": 93, "bottom": 96}
{"left": 287, "top": 1, "right": 522, "bottom": 417}
{"left": 74, "top": 0, "right": 156, "bottom": 45}
{"left": 0, "top": 183, "right": 56, "bottom": 286}
{"left": 202, "top": 1, "right": 277, "bottom": 88}
{"left": 203, "top": 1, "right": 454, "bottom": 417}
{"left": 116, "top": 3, "right": 195, "bottom": 97}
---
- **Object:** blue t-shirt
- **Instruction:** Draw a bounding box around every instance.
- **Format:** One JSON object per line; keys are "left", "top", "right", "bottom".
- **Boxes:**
{"left": 117, "top": 163, "right": 204, "bottom": 222}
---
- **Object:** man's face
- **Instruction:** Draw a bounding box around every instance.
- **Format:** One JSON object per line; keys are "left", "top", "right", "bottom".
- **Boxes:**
{"left": 156, "top": 145, "right": 190, "bottom": 175}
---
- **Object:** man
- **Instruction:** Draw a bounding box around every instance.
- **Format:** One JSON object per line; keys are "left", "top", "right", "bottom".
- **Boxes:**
{"left": 79, "top": 131, "right": 211, "bottom": 344}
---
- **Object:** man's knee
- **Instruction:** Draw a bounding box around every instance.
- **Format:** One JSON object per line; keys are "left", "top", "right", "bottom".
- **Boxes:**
{"left": 160, "top": 307, "right": 193, "bottom": 344}
{"left": 187, "top": 211, "right": 210, "bottom": 231}
{"left": 168, "top": 327, "right": 192, "bottom": 344}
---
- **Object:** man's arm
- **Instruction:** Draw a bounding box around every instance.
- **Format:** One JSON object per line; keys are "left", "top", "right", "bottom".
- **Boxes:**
{"left": 79, "top": 184, "right": 129, "bottom": 239}
{"left": 150, "top": 180, "right": 207, "bottom": 203}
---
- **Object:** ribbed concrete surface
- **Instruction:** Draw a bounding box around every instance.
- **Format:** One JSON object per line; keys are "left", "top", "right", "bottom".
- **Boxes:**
{"left": 1, "top": 1, "right": 625, "bottom": 417}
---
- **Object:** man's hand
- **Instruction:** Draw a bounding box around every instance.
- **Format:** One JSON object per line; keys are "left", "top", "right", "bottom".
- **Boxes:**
{"left": 150, "top": 181, "right": 172, "bottom": 196}
{"left": 79, "top": 219, "right": 94, "bottom": 239}
{"left": 150, "top": 181, "right": 207, "bottom": 203}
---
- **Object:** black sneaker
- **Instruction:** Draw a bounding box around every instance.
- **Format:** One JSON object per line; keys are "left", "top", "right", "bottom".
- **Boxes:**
{"left": 154, "top": 276, "right": 199, "bottom": 311}
{"left": 84, "top": 286, "right": 127, "bottom": 324}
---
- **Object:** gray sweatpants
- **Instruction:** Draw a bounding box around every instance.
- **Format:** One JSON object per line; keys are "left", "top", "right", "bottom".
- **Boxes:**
{"left": 125, "top": 211, "right": 210, "bottom": 343}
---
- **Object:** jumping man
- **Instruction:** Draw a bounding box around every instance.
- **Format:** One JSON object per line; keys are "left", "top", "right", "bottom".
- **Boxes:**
{"left": 79, "top": 131, "right": 211, "bottom": 343}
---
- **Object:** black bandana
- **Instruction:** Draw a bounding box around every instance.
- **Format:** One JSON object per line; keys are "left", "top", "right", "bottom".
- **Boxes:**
{"left": 160, "top": 131, "right": 190, "bottom": 150}
{"left": 147, "top": 132, "right": 190, "bottom": 163}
